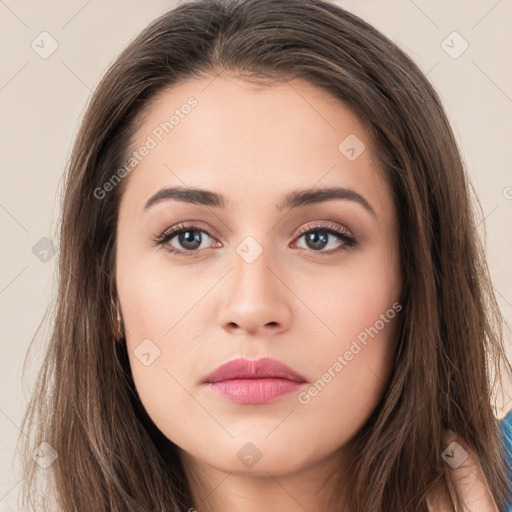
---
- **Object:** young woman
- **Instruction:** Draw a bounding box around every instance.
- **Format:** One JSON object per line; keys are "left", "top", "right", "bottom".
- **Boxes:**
{"left": 19, "top": 0, "right": 511, "bottom": 510}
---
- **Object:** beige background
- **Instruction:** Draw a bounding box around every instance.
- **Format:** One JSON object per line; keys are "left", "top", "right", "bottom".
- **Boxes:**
{"left": 1, "top": 0, "right": 511, "bottom": 509}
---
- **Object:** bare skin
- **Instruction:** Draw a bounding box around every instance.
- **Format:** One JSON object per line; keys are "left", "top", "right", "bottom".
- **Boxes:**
{"left": 426, "top": 432, "right": 499, "bottom": 512}
{"left": 114, "top": 74, "right": 496, "bottom": 511}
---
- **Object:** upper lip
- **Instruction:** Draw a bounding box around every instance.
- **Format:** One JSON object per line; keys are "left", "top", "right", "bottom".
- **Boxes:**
{"left": 203, "top": 357, "right": 308, "bottom": 384}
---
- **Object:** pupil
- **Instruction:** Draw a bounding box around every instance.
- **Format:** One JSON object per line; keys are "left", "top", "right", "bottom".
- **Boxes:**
{"left": 179, "top": 231, "right": 201, "bottom": 250}
{"left": 306, "top": 231, "right": 328, "bottom": 250}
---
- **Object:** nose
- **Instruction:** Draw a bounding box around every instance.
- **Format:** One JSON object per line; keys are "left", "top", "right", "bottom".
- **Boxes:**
{"left": 217, "top": 247, "right": 292, "bottom": 336}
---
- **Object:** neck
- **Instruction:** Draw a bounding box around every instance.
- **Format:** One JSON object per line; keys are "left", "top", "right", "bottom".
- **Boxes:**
{"left": 179, "top": 444, "right": 351, "bottom": 512}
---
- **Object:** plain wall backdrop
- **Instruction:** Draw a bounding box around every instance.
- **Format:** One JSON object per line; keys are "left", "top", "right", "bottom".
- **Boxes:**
{"left": 1, "top": 0, "right": 511, "bottom": 509}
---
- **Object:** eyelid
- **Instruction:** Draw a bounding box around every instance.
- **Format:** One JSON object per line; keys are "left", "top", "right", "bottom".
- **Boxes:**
{"left": 156, "top": 220, "right": 217, "bottom": 240}
{"left": 295, "top": 220, "right": 353, "bottom": 239}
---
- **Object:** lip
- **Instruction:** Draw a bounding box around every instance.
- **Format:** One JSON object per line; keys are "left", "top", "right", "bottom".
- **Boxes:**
{"left": 203, "top": 357, "right": 308, "bottom": 404}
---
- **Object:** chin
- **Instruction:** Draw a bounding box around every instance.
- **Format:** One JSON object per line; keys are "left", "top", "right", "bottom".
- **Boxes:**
{"left": 193, "top": 440, "right": 316, "bottom": 477}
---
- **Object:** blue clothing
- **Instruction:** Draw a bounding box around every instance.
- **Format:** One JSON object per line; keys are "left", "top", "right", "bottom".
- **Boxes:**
{"left": 502, "top": 409, "right": 512, "bottom": 511}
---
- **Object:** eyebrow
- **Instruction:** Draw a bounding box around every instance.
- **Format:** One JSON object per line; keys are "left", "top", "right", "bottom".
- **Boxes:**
{"left": 144, "top": 186, "right": 376, "bottom": 217}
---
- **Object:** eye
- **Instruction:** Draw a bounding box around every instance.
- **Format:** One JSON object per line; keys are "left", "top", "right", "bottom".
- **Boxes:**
{"left": 154, "top": 223, "right": 220, "bottom": 257}
{"left": 153, "top": 221, "right": 356, "bottom": 258}
{"left": 292, "top": 221, "right": 356, "bottom": 257}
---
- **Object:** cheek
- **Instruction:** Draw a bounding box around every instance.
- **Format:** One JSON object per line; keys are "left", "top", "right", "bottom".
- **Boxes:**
{"left": 292, "top": 249, "right": 400, "bottom": 431}
{"left": 118, "top": 267, "right": 207, "bottom": 442}
{"left": 294, "top": 243, "right": 400, "bottom": 355}
{"left": 116, "top": 253, "right": 217, "bottom": 415}
{"left": 120, "top": 271, "right": 188, "bottom": 339}
{"left": 294, "top": 291, "right": 399, "bottom": 454}
{"left": 117, "top": 246, "right": 211, "bottom": 342}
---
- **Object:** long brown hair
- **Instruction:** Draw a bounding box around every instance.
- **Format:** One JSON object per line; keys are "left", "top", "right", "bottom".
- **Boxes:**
{"left": 18, "top": 0, "right": 511, "bottom": 510}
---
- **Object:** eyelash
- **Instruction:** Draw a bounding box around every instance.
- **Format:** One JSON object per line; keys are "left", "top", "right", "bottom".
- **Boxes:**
{"left": 153, "top": 221, "right": 357, "bottom": 258}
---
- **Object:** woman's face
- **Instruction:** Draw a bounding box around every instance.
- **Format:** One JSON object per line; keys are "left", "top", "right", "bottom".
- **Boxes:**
{"left": 116, "top": 75, "right": 402, "bottom": 477}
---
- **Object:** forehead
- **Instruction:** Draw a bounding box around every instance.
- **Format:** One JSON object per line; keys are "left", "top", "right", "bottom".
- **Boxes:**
{"left": 121, "top": 74, "right": 391, "bottom": 215}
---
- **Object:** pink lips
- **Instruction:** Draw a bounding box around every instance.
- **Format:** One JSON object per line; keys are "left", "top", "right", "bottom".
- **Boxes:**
{"left": 203, "top": 357, "right": 308, "bottom": 404}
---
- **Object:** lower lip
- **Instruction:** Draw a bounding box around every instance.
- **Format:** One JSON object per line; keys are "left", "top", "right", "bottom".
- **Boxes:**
{"left": 206, "top": 378, "right": 305, "bottom": 404}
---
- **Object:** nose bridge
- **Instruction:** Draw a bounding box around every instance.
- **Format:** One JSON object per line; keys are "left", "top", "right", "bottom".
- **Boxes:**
{"left": 217, "top": 235, "right": 291, "bottom": 334}
{"left": 230, "top": 236, "right": 277, "bottom": 305}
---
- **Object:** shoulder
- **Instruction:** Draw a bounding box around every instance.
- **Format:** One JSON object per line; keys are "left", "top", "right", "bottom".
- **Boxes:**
{"left": 426, "top": 430, "right": 500, "bottom": 512}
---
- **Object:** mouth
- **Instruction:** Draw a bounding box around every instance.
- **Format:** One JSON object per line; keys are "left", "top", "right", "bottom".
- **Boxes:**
{"left": 203, "top": 357, "right": 308, "bottom": 404}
